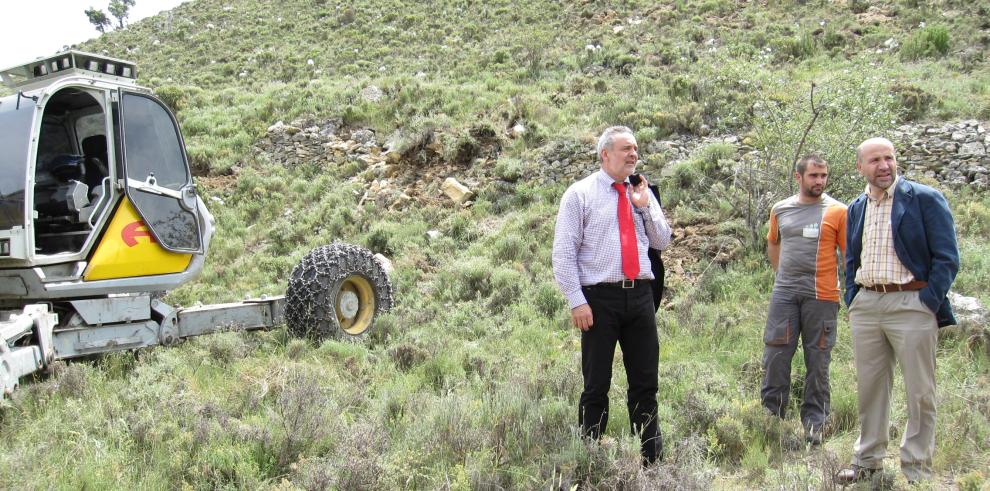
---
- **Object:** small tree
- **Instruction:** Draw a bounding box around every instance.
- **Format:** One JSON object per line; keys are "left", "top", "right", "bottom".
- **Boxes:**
{"left": 84, "top": 7, "right": 112, "bottom": 33}
{"left": 108, "top": 0, "right": 136, "bottom": 29}
{"left": 737, "top": 67, "right": 902, "bottom": 252}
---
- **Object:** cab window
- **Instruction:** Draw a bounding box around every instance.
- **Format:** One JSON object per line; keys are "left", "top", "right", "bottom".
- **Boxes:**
{"left": 120, "top": 91, "right": 201, "bottom": 253}
{"left": 121, "top": 93, "right": 188, "bottom": 190}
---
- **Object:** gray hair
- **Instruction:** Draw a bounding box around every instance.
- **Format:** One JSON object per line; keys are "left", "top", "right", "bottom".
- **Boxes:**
{"left": 597, "top": 126, "right": 635, "bottom": 161}
{"left": 795, "top": 154, "right": 827, "bottom": 175}
{"left": 856, "top": 137, "right": 896, "bottom": 163}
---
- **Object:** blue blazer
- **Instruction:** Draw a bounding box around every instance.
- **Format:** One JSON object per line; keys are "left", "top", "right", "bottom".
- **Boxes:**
{"left": 845, "top": 178, "right": 960, "bottom": 327}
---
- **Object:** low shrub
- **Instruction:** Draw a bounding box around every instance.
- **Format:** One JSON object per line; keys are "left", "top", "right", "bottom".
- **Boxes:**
{"left": 901, "top": 25, "right": 951, "bottom": 60}
{"left": 890, "top": 82, "right": 933, "bottom": 121}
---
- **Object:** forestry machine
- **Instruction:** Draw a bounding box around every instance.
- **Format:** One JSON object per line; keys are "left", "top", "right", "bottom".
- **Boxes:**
{"left": 0, "top": 51, "right": 393, "bottom": 397}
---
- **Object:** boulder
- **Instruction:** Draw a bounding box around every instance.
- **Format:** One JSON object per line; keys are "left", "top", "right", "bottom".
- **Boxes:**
{"left": 441, "top": 177, "right": 474, "bottom": 203}
{"left": 352, "top": 129, "right": 376, "bottom": 145}
{"left": 373, "top": 254, "right": 394, "bottom": 274}
{"left": 949, "top": 291, "right": 988, "bottom": 329}
{"left": 361, "top": 85, "right": 384, "bottom": 102}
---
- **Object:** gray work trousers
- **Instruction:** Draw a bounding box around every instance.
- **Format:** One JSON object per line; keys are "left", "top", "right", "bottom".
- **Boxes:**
{"left": 760, "top": 291, "right": 838, "bottom": 429}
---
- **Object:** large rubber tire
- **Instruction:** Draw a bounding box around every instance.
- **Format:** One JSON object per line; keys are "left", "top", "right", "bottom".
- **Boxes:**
{"left": 285, "top": 243, "right": 394, "bottom": 341}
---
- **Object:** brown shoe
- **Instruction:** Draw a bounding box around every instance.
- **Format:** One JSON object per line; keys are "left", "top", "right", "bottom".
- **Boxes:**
{"left": 834, "top": 464, "right": 879, "bottom": 485}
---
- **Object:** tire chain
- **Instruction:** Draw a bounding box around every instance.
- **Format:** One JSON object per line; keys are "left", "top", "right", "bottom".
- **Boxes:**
{"left": 285, "top": 243, "right": 394, "bottom": 339}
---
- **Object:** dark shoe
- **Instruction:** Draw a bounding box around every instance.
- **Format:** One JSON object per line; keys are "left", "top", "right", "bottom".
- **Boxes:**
{"left": 641, "top": 431, "right": 664, "bottom": 466}
{"left": 805, "top": 426, "right": 822, "bottom": 446}
{"left": 834, "top": 464, "right": 879, "bottom": 485}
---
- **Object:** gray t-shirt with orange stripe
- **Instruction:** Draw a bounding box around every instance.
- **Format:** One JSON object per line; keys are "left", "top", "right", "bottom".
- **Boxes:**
{"left": 767, "top": 194, "right": 847, "bottom": 302}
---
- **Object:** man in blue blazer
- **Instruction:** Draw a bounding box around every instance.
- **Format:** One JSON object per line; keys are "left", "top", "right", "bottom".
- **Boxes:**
{"left": 836, "top": 137, "right": 959, "bottom": 485}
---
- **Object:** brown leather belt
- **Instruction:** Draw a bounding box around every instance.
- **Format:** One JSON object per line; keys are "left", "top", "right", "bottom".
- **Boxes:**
{"left": 862, "top": 280, "right": 927, "bottom": 293}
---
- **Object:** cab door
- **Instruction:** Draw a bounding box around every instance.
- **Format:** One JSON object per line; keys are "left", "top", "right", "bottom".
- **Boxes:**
{"left": 117, "top": 90, "right": 203, "bottom": 253}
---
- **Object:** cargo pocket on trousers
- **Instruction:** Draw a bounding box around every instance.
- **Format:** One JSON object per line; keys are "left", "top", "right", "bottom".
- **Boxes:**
{"left": 817, "top": 319, "right": 837, "bottom": 350}
{"left": 763, "top": 318, "right": 791, "bottom": 346}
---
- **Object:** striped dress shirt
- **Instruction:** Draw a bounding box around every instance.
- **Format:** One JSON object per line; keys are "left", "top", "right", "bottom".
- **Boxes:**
{"left": 552, "top": 170, "right": 673, "bottom": 309}
{"left": 856, "top": 177, "right": 915, "bottom": 287}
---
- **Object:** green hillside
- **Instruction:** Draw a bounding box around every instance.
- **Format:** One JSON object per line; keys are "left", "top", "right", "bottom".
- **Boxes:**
{"left": 2, "top": 0, "right": 989, "bottom": 488}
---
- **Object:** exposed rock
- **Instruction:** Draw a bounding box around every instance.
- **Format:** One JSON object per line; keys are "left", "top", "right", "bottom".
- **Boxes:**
{"left": 373, "top": 254, "right": 394, "bottom": 274}
{"left": 959, "top": 142, "right": 987, "bottom": 157}
{"left": 949, "top": 291, "right": 988, "bottom": 329}
{"left": 441, "top": 177, "right": 474, "bottom": 203}
{"left": 361, "top": 85, "right": 384, "bottom": 102}
{"left": 426, "top": 230, "right": 443, "bottom": 240}
{"left": 352, "top": 129, "right": 376, "bottom": 145}
{"left": 254, "top": 116, "right": 989, "bottom": 214}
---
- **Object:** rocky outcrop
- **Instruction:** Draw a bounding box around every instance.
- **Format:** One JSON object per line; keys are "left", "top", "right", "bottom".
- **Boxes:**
{"left": 250, "top": 118, "right": 987, "bottom": 212}
{"left": 255, "top": 118, "right": 488, "bottom": 210}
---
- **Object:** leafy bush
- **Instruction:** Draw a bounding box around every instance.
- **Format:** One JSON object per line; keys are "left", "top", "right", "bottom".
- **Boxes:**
{"left": 901, "top": 25, "right": 951, "bottom": 60}
{"left": 953, "top": 194, "right": 990, "bottom": 238}
{"left": 533, "top": 281, "right": 565, "bottom": 317}
{"left": 775, "top": 32, "right": 818, "bottom": 61}
{"left": 672, "top": 160, "right": 702, "bottom": 189}
{"left": 695, "top": 143, "right": 737, "bottom": 179}
{"left": 891, "top": 82, "right": 933, "bottom": 121}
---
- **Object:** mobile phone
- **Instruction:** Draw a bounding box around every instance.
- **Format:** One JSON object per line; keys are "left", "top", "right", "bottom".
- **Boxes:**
{"left": 628, "top": 173, "right": 643, "bottom": 186}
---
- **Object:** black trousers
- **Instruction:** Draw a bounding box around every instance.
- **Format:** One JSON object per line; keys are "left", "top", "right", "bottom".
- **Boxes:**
{"left": 579, "top": 283, "right": 662, "bottom": 463}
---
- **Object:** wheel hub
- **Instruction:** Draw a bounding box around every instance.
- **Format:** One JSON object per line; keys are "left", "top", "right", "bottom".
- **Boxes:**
{"left": 339, "top": 290, "right": 360, "bottom": 319}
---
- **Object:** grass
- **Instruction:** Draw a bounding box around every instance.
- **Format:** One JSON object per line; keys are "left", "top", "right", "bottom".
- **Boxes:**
{"left": 2, "top": 0, "right": 990, "bottom": 488}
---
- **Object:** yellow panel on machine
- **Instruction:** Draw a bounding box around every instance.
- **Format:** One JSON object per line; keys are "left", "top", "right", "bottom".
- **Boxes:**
{"left": 83, "top": 198, "right": 192, "bottom": 280}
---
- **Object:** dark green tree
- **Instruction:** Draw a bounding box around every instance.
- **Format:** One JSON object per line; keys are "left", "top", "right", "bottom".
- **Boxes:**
{"left": 108, "top": 0, "right": 136, "bottom": 29}
{"left": 84, "top": 7, "right": 112, "bottom": 33}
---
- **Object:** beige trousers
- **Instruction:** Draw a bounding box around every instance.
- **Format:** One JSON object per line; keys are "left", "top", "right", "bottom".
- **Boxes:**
{"left": 848, "top": 289, "right": 938, "bottom": 481}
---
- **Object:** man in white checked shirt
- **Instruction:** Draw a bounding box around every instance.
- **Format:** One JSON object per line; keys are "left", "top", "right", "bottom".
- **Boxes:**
{"left": 552, "top": 126, "right": 672, "bottom": 464}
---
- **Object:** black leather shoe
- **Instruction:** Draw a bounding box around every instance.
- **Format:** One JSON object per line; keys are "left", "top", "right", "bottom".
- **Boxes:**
{"left": 834, "top": 464, "right": 878, "bottom": 485}
{"left": 804, "top": 426, "right": 823, "bottom": 446}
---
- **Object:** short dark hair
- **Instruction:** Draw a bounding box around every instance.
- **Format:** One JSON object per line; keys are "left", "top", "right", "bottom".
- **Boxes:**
{"left": 795, "top": 154, "right": 827, "bottom": 175}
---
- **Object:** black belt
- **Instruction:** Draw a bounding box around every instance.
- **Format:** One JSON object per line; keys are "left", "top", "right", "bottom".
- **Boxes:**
{"left": 584, "top": 279, "right": 649, "bottom": 290}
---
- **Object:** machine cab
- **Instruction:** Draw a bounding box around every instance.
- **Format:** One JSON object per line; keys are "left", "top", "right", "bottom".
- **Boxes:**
{"left": 0, "top": 51, "right": 210, "bottom": 299}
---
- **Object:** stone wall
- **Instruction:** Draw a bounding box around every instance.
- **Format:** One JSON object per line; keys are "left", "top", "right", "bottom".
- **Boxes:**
{"left": 534, "top": 120, "right": 989, "bottom": 191}
{"left": 894, "top": 120, "right": 990, "bottom": 189}
{"left": 250, "top": 118, "right": 988, "bottom": 209}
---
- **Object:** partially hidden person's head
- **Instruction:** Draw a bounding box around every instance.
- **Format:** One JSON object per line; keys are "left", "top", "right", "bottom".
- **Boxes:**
{"left": 794, "top": 154, "right": 828, "bottom": 200}
{"left": 856, "top": 137, "right": 898, "bottom": 191}
{"left": 597, "top": 126, "right": 638, "bottom": 182}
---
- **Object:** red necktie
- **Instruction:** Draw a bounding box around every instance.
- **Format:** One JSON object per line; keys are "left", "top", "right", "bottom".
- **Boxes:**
{"left": 612, "top": 182, "right": 639, "bottom": 280}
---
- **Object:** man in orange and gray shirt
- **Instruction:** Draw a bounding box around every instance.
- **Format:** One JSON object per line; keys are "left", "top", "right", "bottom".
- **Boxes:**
{"left": 762, "top": 155, "right": 846, "bottom": 445}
